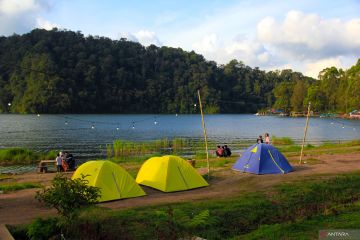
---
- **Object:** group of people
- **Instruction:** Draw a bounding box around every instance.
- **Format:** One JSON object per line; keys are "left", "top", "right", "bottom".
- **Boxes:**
{"left": 55, "top": 151, "right": 75, "bottom": 172}
{"left": 256, "top": 133, "right": 270, "bottom": 144}
{"left": 216, "top": 145, "right": 232, "bottom": 157}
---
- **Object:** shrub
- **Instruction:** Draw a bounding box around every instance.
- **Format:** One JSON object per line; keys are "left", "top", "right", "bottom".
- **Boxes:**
{"left": 35, "top": 174, "right": 100, "bottom": 221}
{"left": 44, "top": 150, "right": 57, "bottom": 160}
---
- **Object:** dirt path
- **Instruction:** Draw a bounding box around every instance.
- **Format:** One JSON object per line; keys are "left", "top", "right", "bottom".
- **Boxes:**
{"left": 1, "top": 152, "right": 360, "bottom": 225}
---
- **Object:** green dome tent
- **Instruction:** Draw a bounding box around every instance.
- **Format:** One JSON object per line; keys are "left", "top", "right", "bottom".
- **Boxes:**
{"left": 72, "top": 160, "right": 146, "bottom": 202}
{"left": 136, "top": 155, "right": 208, "bottom": 192}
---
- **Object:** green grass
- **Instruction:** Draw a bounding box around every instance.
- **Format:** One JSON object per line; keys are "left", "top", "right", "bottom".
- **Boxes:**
{"left": 239, "top": 204, "right": 360, "bottom": 240}
{"left": 272, "top": 136, "right": 294, "bottom": 145}
{"left": 108, "top": 138, "right": 225, "bottom": 160}
{"left": 108, "top": 153, "right": 162, "bottom": 164}
{"left": 7, "top": 140, "right": 360, "bottom": 239}
{"left": 0, "top": 148, "right": 57, "bottom": 166}
{"left": 319, "top": 140, "right": 360, "bottom": 148}
{"left": 0, "top": 182, "right": 41, "bottom": 193}
{"left": 109, "top": 138, "right": 199, "bottom": 158}
{"left": 195, "top": 156, "right": 237, "bottom": 168}
{"left": 275, "top": 139, "right": 360, "bottom": 157}
{"left": 0, "top": 174, "right": 13, "bottom": 180}
{"left": 11, "top": 172, "right": 360, "bottom": 239}
{"left": 63, "top": 173, "right": 360, "bottom": 239}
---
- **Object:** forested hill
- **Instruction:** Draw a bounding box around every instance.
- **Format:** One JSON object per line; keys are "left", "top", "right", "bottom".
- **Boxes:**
{"left": 0, "top": 29, "right": 358, "bottom": 114}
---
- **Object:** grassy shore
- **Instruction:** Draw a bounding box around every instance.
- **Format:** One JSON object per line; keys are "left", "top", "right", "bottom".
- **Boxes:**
{"left": 0, "top": 148, "right": 56, "bottom": 166}
{"left": 6, "top": 139, "right": 360, "bottom": 239}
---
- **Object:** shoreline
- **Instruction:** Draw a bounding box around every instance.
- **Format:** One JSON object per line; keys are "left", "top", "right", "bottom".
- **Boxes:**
{"left": 2, "top": 139, "right": 360, "bottom": 174}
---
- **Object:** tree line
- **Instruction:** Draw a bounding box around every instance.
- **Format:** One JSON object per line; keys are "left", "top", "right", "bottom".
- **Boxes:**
{"left": 0, "top": 28, "right": 358, "bottom": 114}
{"left": 272, "top": 61, "right": 360, "bottom": 113}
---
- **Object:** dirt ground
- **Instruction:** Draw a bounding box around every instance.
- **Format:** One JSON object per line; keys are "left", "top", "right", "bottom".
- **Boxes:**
{"left": 1, "top": 152, "right": 360, "bottom": 225}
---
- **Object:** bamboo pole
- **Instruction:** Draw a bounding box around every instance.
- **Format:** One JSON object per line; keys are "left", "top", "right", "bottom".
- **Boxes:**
{"left": 299, "top": 102, "right": 311, "bottom": 164}
{"left": 197, "top": 90, "right": 210, "bottom": 179}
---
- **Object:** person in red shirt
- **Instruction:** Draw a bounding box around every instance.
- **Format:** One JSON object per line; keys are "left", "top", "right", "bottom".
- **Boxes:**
{"left": 216, "top": 145, "right": 224, "bottom": 157}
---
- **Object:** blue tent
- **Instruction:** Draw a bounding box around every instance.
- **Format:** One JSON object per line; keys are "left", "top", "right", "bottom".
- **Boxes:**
{"left": 233, "top": 143, "right": 293, "bottom": 174}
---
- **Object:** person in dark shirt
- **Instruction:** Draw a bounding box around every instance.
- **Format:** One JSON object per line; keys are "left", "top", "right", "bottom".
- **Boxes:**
{"left": 256, "top": 135, "right": 264, "bottom": 144}
{"left": 224, "top": 145, "right": 232, "bottom": 157}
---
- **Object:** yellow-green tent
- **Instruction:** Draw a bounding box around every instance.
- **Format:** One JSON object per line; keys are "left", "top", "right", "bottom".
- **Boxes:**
{"left": 72, "top": 160, "right": 146, "bottom": 202}
{"left": 136, "top": 155, "right": 208, "bottom": 192}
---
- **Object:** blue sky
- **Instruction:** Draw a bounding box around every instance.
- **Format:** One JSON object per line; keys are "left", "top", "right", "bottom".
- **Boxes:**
{"left": 0, "top": 0, "right": 359, "bottom": 77}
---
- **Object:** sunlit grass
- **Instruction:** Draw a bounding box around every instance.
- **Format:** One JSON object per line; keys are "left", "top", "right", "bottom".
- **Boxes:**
{"left": 0, "top": 148, "right": 57, "bottom": 166}
{"left": 0, "top": 182, "right": 42, "bottom": 193}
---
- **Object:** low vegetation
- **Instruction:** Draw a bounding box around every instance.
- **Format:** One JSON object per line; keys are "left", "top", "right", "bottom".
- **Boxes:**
{"left": 108, "top": 138, "right": 208, "bottom": 160}
{"left": 272, "top": 136, "right": 295, "bottom": 145}
{"left": 10, "top": 171, "right": 360, "bottom": 239}
{"left": 0, "top": 148, "right": 56, "bottom": 166}
{"left": 0, "top": 182, "right": 41, "bottom": 193}
{"left": 241, "top": 204, "right": 360, "bottom": 239}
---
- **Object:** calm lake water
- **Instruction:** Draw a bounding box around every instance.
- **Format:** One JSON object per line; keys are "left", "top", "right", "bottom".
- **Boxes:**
{"left": 1, "top": 114, "right": 359, "bottom": 173}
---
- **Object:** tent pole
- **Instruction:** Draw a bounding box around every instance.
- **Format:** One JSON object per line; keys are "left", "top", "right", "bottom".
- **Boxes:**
{"left": 299, "top": 102, "right": 311, "bottom": 164}
{"left": 197, "top": 90, "right": 210, "bottom": 180}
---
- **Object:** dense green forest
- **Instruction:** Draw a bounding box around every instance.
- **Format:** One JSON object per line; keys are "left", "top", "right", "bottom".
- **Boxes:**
{"left": 272, "top": 62, "right": 360, "bottom": 113}
{"left": 0, "top": 29, "right": 359, "bottom": 114}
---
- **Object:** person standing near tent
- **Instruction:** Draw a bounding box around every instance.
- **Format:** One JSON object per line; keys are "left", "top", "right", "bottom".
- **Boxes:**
{"left": 61, "top": 152, "right": 69, "bottom": 172}
{"left": 55, "top": 153, "right": 62, "bottom": 172}
{"left": 265, "top": 133, "right": 270, "bottom": 144}
{"left": 256, "top": 135, "right": 263, "bottom": 144}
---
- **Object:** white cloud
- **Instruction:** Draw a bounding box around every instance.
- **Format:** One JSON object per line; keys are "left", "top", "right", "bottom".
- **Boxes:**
{"left": 256, "top": 10, "right": 360, "bottom": 60}
{"left": 120, "top": 32, "right": 138, "bottom": 42}
{"left": 134, "top": 30, "right": 162, "bottom": 46}
{"left": 120, "top": 30, "right": 162, "bottom": 47}
{"left": 257, "top": 52, "right": 270, "bottom": 63}
{"left": 169, "top": 5, "right": 359, "bottom": 77}
{"left": 190, "top": 34, "right": 273, "bottom": 68}
{"left": 0, "top": 0, "right": 56, "bottom": 36}
{"left": 188, "top": 10, "right": 360, "bottom": 77}
{"left": 192, "top": 33, "right": 219, "bottom": 53}
{"left": 304, "top": 57, "right": 343, "bottom": 78}
{"left": 0, "top": 0, "right": 39, "bottom": 15}
{"left": 36, "top": 18, "right": 59, "bottom": 30}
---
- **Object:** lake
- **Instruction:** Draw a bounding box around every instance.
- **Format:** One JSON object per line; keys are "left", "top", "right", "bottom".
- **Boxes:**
{"left": 1, "top": 114, "right": 359, "bottom": 173}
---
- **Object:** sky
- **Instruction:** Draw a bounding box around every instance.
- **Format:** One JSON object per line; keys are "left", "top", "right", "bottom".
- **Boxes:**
{"left": 0, "top": 0, "right": 359, "bottom": 78}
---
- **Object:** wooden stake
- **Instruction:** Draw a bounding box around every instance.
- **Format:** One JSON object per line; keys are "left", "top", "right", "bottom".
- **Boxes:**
{"left": 299, "top": 102, "right": 311, "bottom": 164}
{"left": 197, "top": 90, "right": 210, "bottom": 179}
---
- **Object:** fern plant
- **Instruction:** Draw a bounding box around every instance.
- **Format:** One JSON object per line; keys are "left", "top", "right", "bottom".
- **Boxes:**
{"left": 154, "top": 207, "right": 217, "bottom": 239}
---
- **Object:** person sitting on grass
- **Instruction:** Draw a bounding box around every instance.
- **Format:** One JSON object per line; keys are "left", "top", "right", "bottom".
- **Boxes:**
{"left": 256, "top": 135, "right": 264, "bottom": 144}
{"left": 224, "top": 145, "right": 232, "bottom": 157}
{"left": 222, "top": 146, "right": 228, "bottom": 157}
{"left": 216, "top": 145, "right": 224, "bottom": 157}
